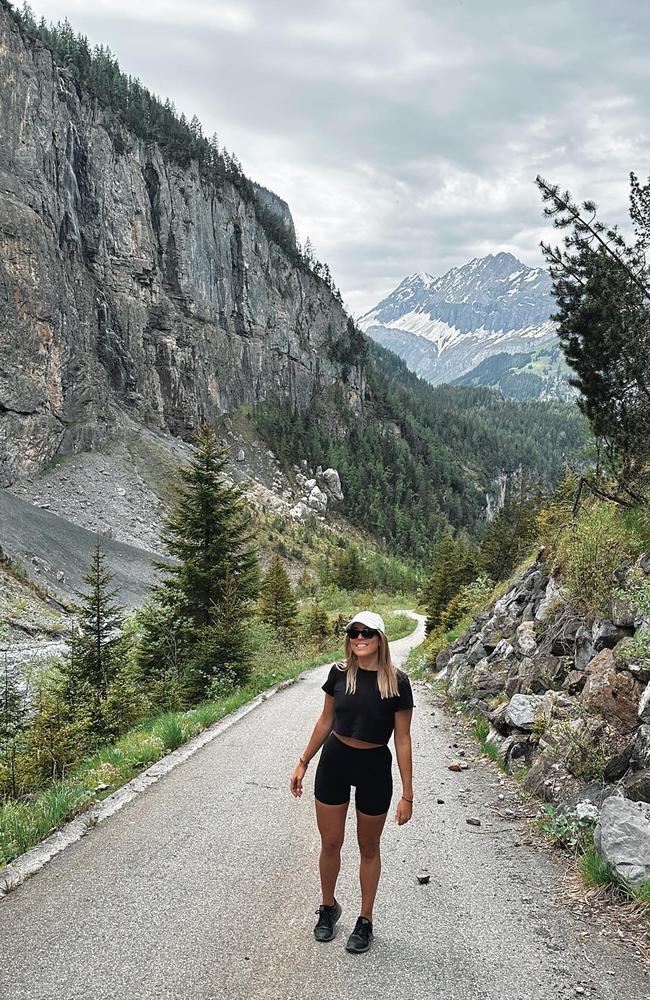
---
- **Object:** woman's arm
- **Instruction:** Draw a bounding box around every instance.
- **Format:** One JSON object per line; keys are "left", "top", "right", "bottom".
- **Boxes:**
{"left": 289, "top": 694, "right": 335, "bottom": 798}
{"left": 393, "top": 708, "right": 413, "bottom": 825}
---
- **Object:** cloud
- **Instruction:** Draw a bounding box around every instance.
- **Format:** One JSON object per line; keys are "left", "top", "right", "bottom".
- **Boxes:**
{"left": 28, "top": 0, "right": 650, "bottom": 314}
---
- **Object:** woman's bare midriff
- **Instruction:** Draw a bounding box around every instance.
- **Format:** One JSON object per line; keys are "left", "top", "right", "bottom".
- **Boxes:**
{"left": 333, "top": 732, "right": 383, "bottom": 750}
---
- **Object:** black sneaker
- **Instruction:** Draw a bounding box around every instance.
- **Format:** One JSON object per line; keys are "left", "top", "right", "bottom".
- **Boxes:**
{"left": 345, "top": 916, "right": 373, "bottom": 953}
{"left": 313, "top": 899, "right": 342, "bottom": 942}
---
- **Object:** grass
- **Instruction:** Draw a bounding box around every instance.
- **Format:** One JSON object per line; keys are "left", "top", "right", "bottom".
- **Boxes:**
{"left": 0, "top": 612, "right": 419, "bottom": 873}
{"left": 579, "top": 842, "right": 650, "bottom": 905}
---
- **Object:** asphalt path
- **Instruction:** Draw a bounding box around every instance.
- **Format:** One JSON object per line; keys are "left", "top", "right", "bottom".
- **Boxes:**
{"left": 0, "top": 615, "right": 648, "bottom": 1000}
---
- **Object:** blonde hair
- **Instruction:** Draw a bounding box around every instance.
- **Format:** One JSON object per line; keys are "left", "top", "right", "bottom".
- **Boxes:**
{"left": 337, "top": 630, "right": 399, "bottom": 698}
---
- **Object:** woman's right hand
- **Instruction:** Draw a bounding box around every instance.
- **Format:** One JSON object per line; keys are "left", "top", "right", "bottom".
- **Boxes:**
{"left": 290, "top": 763, "right": 307, "bottom": 797}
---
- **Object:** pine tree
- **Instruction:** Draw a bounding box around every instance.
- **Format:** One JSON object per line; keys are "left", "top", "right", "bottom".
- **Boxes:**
{"left": 258, "top": 554, "right": 298, "bottom": 638}
{"left": 189, "top": 570, "right": 255, "bottom": 699}
{"left": 422, "top": 531, "right": 479, "bottom": 632}
{"left": 69, "top": 541, "right": 126, "bottom": 703}
{"left": 144, "top": 423, "right": 259, "bottom": 699}
{"left": 0, "top": 635, "right": 28, "bottom": 799}
{"left": 300, "top": 601, "right": 331, "bottom": 650}
{"left": 333, "top": 544, "right": 367, "bottom": 591}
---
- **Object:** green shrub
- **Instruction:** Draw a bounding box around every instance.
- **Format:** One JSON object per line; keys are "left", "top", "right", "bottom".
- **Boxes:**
{"left": 538, "top": 805, "right": 595, "bottom": 851}
{"left": 560, "top": 503, "right": 643, "bottom": 615}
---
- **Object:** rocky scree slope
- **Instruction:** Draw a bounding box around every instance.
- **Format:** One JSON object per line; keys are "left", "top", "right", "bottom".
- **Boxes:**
{"left": 435, "top": 554, "right": 650, "bottom": 888}
{"left": 359, "top": 252, "right": 571, "bottom": 398}
{"left": 0, "top": 8, "right": 363, "bottom": 487}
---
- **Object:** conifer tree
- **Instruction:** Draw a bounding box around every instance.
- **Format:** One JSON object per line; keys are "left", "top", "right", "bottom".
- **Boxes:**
{"left": 333, "top": 544, "right": 367, "bottom": 591}
{"left": 69, "top": 541, "right": 126, "bottom": 703}
{"left": 258, "top": 554, "right": 298, "bottom": 639}
{"left": 0, "top": 632, "right": 28, "bottom": 798}
{"left": 300, "top": 601, "right": 331, "bottom": 649}
{"left": 422, "top": 531, "right": 479, "bottom": 632}
{"left": 145, "top": 423, "right": 259, "bottom": 698}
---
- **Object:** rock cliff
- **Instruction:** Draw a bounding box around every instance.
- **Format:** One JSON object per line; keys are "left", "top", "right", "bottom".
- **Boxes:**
{"left": 0, "top": 10, "right": 362, "bottom": 486}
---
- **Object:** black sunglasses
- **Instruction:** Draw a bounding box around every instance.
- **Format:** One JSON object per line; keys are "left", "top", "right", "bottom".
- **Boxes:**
{"left": 346, "top": 627, "right": 380, "bottom": 639}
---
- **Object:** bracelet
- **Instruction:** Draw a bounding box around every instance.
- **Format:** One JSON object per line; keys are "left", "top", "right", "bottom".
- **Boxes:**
{"left": 401, "top": 796, "right": 413, "bottom": 803}
{"left": 299, "top": 756, "right": 309, "bottom": 768}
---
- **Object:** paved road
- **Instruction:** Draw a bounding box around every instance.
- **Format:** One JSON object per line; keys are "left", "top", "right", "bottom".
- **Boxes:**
{"left": 1, "top": 616, "right": 648, "bottom": 1000}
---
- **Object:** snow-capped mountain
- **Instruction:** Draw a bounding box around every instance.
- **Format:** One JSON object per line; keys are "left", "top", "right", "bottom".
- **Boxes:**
{"left": 358, "top": 253, "right": 571, "bottom": 398}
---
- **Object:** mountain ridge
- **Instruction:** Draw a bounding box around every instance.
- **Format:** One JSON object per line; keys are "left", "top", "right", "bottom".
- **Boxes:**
{"left": 358, "top": 252, "right": 569, "bottom": 398}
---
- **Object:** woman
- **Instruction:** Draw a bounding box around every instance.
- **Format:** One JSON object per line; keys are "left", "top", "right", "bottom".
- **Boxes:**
{"left": 289, "top": 610, "right": 414, "bottom": 954}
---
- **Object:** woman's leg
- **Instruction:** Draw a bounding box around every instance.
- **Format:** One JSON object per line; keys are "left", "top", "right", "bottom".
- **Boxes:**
{"left": 315, "top": 800, "right": 349, "bottom": 905}
{"left": 356, "top": 809, "right": 388, "bottom": 920}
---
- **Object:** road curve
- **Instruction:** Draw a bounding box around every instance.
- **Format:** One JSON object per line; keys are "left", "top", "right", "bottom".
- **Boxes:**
{"left": 0, "top": 613, "right": 647, "bottom": 1000}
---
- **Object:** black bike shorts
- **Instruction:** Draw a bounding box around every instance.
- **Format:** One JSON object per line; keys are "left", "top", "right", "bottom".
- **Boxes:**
{"left": 314, "top": 732, "right": 393, "bottom": 815}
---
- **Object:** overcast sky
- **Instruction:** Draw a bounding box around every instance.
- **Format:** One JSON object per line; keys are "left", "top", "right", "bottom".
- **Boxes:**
{"left": 27, "top": 0, "right": 650, "bottom": 315}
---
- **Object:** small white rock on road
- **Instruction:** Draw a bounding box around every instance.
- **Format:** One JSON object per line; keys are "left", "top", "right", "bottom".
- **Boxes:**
{"left": 0, "top": 615, "right": 648, "bottom": 1000}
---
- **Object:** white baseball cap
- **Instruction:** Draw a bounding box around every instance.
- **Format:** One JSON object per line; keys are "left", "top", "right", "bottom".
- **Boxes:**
{"left": 345, "top": 611, "right": 385, "bottom": 634}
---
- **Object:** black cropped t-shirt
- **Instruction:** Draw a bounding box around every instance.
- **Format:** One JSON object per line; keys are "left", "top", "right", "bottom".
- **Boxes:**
{"left": 321, "top": 663, "right": 414, "bottom": 745}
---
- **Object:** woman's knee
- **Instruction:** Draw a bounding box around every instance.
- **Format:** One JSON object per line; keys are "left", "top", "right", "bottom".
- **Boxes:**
{"left": 358, "top": 839, "right": 380, "bottom": 861}
{"left": 320, "top": 836, "right": 344, "bottom": 855}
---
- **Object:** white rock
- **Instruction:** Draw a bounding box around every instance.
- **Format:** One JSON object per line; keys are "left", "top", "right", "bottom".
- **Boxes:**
{"left": 639, "top": 681, "right": 650, "bottom": 723}
{"left": 307, "top": 486, "right": 328, "bottom": 514}
{"left": 236, "top": 449, "right": 245, "bottom": 462}
{"left": 594, "top": 795, "right": 650, "bottom": 886}
{"left": 504, "top": 693, "right": 541, "bottom": 730}
{"left": 289, "top": 502, "right": 310, "bottom": 522}
{"left": 576, "top": 800, "right": 600, "bottom": 823}
{"left": 322, "top": 468, "right": 344, "bottom": 501}
{"left": 535, "top": 576, "right": 564, "bottom": 621}
{"left": 516, "top": 621, "right": 537, "bottom": 656}
{"left": 304, "top": 478, "right": 317, "bottom": 490}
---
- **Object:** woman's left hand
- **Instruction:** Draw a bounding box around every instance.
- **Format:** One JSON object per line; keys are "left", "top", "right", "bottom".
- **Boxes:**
{"left": 395, "top": 797, "right": 413, "bottom": 825}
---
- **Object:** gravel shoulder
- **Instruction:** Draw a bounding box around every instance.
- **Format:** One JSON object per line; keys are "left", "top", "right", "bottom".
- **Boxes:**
{"left": 0, "top": 617, "right": 647, "bottom": 1000}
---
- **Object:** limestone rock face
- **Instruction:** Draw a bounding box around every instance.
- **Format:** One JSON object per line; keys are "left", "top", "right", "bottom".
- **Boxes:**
{"left": 0, "top": 13, "right": 363, "bottom": 484}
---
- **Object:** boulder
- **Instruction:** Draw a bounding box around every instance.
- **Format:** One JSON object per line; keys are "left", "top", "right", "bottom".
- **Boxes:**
{"left": 549, "top": 616, "right": 583, "bottom": 656}
{"left": 288, "top": 502, "right": 310, "bottom": 522}
{"left": 535, "top": 576, "right": 564, "bottom": 621}
{"left": 592, "top": 619, "right": 633, "bottom": 651}
{"left": 236, "top": 448, "right": 245, "bottom": 462}
{"left": 621, "top": 657, "right": 650, "bottom": 686}
{"left": 448, "top": 662, "right": 474, "bottom": 697}
{"left": 576, "top": 800, "right": 600, "bottom": 822}
{"left": 435, "top": 649, "right": 451, "bottom": 672}
{"left": 562, "top": 670, "right": 588, "bottom": 695}
{"left": 472, "top": 660, "right": 509, "bottom": 699}
{"left": 631, "top": 726, "right": 650, "bottom": 770}
{"left": 639, "top": 681, "right": 650, "bottom": 724}
{"left": 306, "top": 486, "right": 328, "bottom": 513}
{"left": 516, "top": 621, "right": 537, "bottom": 657}
{"left": 487, "top": 638, "right": 516, "bottom": 665}
{"left": 574, "top": 626, "right": 596, "bottom": 672}
{"left": 580, "top": 648, "right": 642, "bottom": 734}
{"left": 623, "top": 769, "right": 650, "bottom": 803}
{"left": 487, "top": 703, "right": 511, "bottom": 734}
{"left": 504, "top": 693, "right": 542, "bottom": 730}
{"left": 322, "top": 468, "right": 344, "bottom": 501}
{"left": 594, "top": 795, "right": 650, "bottom": 886}
{"left": 603, "top": 745, "right": 633, "bottom": 782}
{"left": 610, "top": 595, "right": 637, "bottom": 628}
{"left": 503, "top": 736, "right": 535, "bottom": 771}
{"left": 539, "top": 689, "right": 578, "bottom": 726}
{"left": 304, "top": 477, "right": 317, "bottom": 490}
{"left": 466, "top": 641, "right": 488, "bottom": 666}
